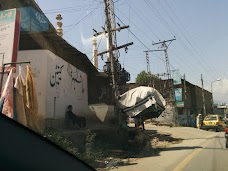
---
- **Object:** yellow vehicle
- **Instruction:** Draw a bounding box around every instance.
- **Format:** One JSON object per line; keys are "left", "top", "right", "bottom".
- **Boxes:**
{"left": 202, "top": 115, "right": 226, "bottom": 132}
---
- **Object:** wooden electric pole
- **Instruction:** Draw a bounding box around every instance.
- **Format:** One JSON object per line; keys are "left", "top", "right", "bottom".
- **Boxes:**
{"left": 183, "top": 74, "right": 189, "bottom": 126}
{"left": 201, "top": 74, "right": 206, "bottom": 117}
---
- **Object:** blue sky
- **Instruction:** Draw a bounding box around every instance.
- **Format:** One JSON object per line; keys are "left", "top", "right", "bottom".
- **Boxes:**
{"left": 35, "top": 0, "right": 228, "bottom": 104}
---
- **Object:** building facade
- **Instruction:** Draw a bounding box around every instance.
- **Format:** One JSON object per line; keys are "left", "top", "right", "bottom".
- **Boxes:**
{"left": 1, "top": 0, "right": 116, "bottom": 129}
{"left": 120, "top": 79, "right": 213, "bottom": 126}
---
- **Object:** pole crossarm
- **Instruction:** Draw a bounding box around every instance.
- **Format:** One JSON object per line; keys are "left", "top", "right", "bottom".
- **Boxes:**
{"left": 143, "top": 49, "right": 164, "bottom": 52}
{"left": 97, "top": 42, "right": 133, "bottom": 56}
{"left": 152, "top": 38, "right": 176, "bottom": 45}
{"left": 93, "top": 25, "right": 129, "bottom": 37}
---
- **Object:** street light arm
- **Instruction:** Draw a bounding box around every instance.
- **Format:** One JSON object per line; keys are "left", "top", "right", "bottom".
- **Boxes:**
{"left": 211, "top": 78, "right": 221, "bottom": 114}
{"left": 211, "top": 78, "right": 221, "bottom": 92}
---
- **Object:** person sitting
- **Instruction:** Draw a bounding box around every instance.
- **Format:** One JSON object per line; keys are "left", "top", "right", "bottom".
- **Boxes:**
{"left": 66, "top": 105, "right": 86, "bottom": 129}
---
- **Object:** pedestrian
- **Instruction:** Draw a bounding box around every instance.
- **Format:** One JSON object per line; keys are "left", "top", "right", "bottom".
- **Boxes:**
{"left": 196, "top": 114, "right": 203, "bottom": 129}
{"left": 134, "top": 117, "right": 140, "bottom": 128}
{"left": 66, "top": 105, "right": 86, "bottom": 129}
{"left": 134, "top": 116, "right": 145, "bottom": 130}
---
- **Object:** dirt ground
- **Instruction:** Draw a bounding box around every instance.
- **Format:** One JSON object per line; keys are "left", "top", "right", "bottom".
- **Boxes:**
{"left": 94, "top": 123, "right": 188, "bottom": 170}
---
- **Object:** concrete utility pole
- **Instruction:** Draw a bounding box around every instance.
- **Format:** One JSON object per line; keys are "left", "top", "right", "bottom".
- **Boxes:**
{"left": 94, "top": 0, "right": 133, "bottom": 99}
{"left": 106, "top": 0, "right": 118, "bottom": 61}
{"left": 104, "top": 0, "right": 117, "bottom": 97}
{"left": 201, "top": 74, "right": 206, "bottom": 117}
{"left": 145, "top": 51, "right": 152, "bottom": 86}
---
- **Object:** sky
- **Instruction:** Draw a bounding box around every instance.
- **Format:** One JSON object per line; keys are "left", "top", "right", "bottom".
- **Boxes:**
{"left": 35, "top": 0, "right": 228, "bottom": 104}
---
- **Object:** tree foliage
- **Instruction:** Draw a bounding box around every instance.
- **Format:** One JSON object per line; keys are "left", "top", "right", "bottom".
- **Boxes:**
{"left": 135, "top": 70, "right": 159, "bottom": 84}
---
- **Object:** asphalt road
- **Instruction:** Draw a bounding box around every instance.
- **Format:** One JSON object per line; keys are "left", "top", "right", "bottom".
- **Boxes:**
{"left": 173, "top": 132, "right": 228, "bottom": 171}
{"left": 112, "top": 126, "right": 228, "bottom": 171}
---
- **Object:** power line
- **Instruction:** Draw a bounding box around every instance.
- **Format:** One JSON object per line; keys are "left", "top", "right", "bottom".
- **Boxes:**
{"left": 122, "top": 2, "right": 131, "bottom": 67}
{"left": 109, "top": 1, "right": 215, "bottom": 88}
{"left": 113, "top": 2, "right": 181, "bottom": 74}
{"left": 143, "top": 0, "right": 213, "bottom": 82}
{"left": 168, "top": 49, "right": 208, "bottom": 82}
{"left": 143, "top": 0, "right": 203, "bottom": 68}
{"left": 64, "top": 7, "right": 98, "bottom": 33}
{"left": 43, "top": 4, "right": 89, "bottom": 12}
{"left": 124, "top": 0, "right": 160, "bottom": 40}
{"left": 161, "top": 0, "right": 222, "bottom": 80}
{"left": 64, "top": 1, "right": 102, "bottom": 34}
{"left": 143, "top": 0, "right": 195, "bottom": 60}
{"left": 115, "top": 9, "right": 155, "bottom": 50}
{"left": 44, "top": 7, "right": 99, "bottom": 14}
{"left": 116, "top": 0, "right": 206, "bottom": 82}
{"left": 143, "top": 0, "right": 175, "bottom": 37}
{"left": 155, "top": 0, "right": 222, "bottom": 81}
{"left": 113, "top": 8, "right": 174, "bottom": 71}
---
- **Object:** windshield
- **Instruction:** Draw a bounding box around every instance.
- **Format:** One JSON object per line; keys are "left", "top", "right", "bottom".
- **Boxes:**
{"left": 1, "top": 0, "right": 228, "bottom": 171}
{"left": 204, "top": 116, "right": 218, "bottom": 121}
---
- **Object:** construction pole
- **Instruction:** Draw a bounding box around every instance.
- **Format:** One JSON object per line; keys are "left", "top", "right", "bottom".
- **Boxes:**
{"left": 152, "top": 39, "right": 177, "bottom": 124}
{"left": 104, "top": 0, "right": 117, "bottom": 98}
{"left": 146, "top": 52, "right": 150, "bottom": 74}
{"left": 183, "top": 74, "right": 189, "bottom": 126}
{"left": 201, "top": 74, "right": 206, "bottom": 118}
{"left": 145, "top": 51, "right": 152, "bottom": 86}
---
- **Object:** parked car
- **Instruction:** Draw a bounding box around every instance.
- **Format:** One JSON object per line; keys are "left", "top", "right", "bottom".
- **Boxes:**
{"left": 202, "top": 114, "right": 226, "bottom": 132}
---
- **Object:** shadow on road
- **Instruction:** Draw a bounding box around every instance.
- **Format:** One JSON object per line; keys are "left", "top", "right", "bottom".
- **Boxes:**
{"left": 161, "top": 146, "right": 202, "bottom": 151}
{"left": 203, "top": 147, "right": 225, "bottom": 150}
{"left": 94, "top": 127, "right": 227, "bottom": 170}
{"left": 100, "top": 128, "right": 184, "bottom": 160}
{"left": 95, "top": 127, "right": 228, "bottom": 170}
{"left": 184, "top": 137, "right": 216, "bottom": 140}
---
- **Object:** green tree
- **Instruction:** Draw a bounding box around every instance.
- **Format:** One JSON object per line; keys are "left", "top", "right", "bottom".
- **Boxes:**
{"left": 135, "top": 70, "right": 159, "bottom": 83}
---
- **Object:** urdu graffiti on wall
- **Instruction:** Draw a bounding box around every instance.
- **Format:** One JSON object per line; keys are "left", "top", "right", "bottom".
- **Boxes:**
{"left": 67, "top": 64, "right": 84, "bottom": 93}
{"left": 50, "top": 64, "right": 64, "bottom": 88}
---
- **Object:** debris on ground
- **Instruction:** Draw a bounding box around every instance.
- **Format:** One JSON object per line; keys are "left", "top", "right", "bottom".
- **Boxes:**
{"left": 105, "top": 161, "right": 119, "bottom": 169}
{"left": 151, "top": 136, "right": 182, "bottom": 148}
{"left": 144, "top": 127, "right": 183, "bottom": 150}
{"left": 95, "top": 127, "right": 183, "bottom": 170}
{"left": 148, "top": 120, "right": 174, "bottom": 127}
